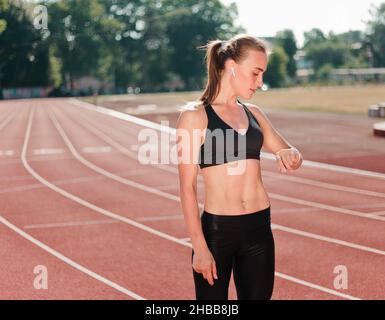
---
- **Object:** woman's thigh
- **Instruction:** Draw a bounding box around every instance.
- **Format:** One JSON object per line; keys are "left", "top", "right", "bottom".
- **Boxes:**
{"left": 192, "top": 249, "right": 233, "bottom": 300}
{"left": 232, "top": 227, "right": 275, "bottom": 300}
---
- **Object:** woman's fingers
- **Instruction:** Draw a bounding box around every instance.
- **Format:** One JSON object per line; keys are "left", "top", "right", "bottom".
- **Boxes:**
{"left": 281, "top": 154, "right": 293, "bottom": 171}
{"left": 204, "top": 269, "right": 214, "bottom": 286}
{"left": 202, "top": 261, "right": 217, "bottom": 286}
{"left": 212, "top": 261, "right": 218, "bottom": 280}
{"left": 276, "top": 153, "right": 289, "bottom": 173}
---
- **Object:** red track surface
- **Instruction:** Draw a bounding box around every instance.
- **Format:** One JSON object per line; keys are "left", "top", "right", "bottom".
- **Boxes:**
{"left": 1, "top": 98, "right": 385, "bottom": 300}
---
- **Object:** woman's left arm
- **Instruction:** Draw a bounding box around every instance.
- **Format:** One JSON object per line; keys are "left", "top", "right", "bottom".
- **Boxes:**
{"left": 246, "top": 103, "right": 303, "bottom": 173}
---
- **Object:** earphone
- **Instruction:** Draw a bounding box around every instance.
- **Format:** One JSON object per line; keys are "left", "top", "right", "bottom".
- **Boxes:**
{"left": 231, "top": 67, "right": 236, "bottom": 77}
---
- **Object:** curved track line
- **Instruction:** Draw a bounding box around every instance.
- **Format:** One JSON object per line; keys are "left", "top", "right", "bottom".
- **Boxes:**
{"left": 0, "top": 110, "right": 17, "bottom": 132}
{"left": 0, "top": 215, "right": 144, "bottom": 300}
{"left": 272, "top": 224, "right": 385, "bottom": 256}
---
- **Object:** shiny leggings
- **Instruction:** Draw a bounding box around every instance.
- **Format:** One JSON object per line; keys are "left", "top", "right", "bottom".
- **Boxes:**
{"left": 192, "top": 206, "right": 275, "bottom": 300}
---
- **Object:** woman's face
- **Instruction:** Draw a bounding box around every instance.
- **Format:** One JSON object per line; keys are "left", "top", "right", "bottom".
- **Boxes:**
{"left": 230, "top": 49, "right": 268, "bottom": 99}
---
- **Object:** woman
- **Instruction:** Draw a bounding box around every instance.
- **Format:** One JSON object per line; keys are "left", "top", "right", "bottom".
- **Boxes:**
{"left": 176, "top": 34, "right": 303, "bottom": 300}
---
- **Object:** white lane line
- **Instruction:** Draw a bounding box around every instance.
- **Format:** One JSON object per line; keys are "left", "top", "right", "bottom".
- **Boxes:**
{"left": 24, "top": 219, "right": 119, "bottom": 230}
{"left": 1, "top": 155, "right": 77, "bottom": 165}
{"left": 82, "top": 146, "right": 112, "bottom": 153}
{"left": 272, "top": 224, "right": 385, "bottom": 256}
{"left": 366, "top": 211, "right": 385, "bottom": 217}
{"left": 57, "top": 104, "right": 385, "bottom": 223}
{"left": 0, "top": 150, "right": 14, "bottom": 156}
{"left": 152, "top": 184, "right": 178, "bottom": 191}
{"left": 33, "top": 148, "right": 64, "bottom": 155}
{"left": 69, "top": 98, "right": 385, "bottom": 180}
{"left": 137, "top": 215, "right": 183, "bottom": 222}
{"left": 0, "top": 215, "right": 144, "bottom": 300}
{"left": 0, "top": 169, "right": 151, "bottom": 195}
{"left": 340, "top": 202, "right": 385, "bottom": 210}
{"left": 273, "top": 207, "right": 326, "bottom": 214}
{"left": 274, "top": 272, "right": 360, "bottom": 300}
{"left": 37, "top": 105, "right": 373, "bottom": 299}
{"left": 262, "top": 171, "right": 385, "bottom": 198}
{"left": 0, "top": 110, "right": 17, "bottom": 132}
{"left": 0, "top": 175, "right": 35, "bottom": 181}
{"left": 268, "top": 193, "right": 385, "bottom": 221}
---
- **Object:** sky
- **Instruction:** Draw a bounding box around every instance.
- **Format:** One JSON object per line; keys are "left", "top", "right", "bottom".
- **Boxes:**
{"left": 220, "top": 0, "right": 384, "bottom": 47}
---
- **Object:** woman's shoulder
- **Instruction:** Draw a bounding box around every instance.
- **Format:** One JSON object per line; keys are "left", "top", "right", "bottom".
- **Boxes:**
{"left": 178, "top": 100, "right": 206, "bottom": 113}
{"left": 243, "top": 102, "right": 267, "bottom": 120}
{"left": 177, "top": 101, "right": 207, "bottom": 129}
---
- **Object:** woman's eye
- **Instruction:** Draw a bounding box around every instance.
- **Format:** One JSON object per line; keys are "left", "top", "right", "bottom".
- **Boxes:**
{"left": 253, "top": 73, "right": 259, "bottom": 77}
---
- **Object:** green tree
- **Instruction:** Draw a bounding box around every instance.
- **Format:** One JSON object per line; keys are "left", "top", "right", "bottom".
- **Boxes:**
{"left": 46, "top": 0, "right": 121, "bottom": 90}
{"left": 264, "top": 46, "right": 288, "bottom": 88}
{"left": 366, "top": 3, "right": 385, "bottom": 67}
{"left": 0, "top": 1, "right": 49, "bottom": 88}
{"left": 0, "top": 0, "right": 8, "bottom": 34}
{"left": 275, "top": 29, "right": 297, "bottom": 78}
{"left": 305, "top": 39, "right": 351, "bottom": 71}
{"left": 164, "top": 0, "right": 245, "bottom": 91}
{"left": 303, "top": 28, "right": 326, "bottom": 48}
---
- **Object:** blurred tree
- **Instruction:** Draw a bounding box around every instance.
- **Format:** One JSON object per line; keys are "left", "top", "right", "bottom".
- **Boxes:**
{"left": 303, "top": 28, "right": 326, "bottom": 48}
{"left": 312, "top": 63, "right": 333, "bottom": 83}
{"left": 264, "top": 46, "right": 288, "bottom": 88}
{"left": 304, "top": 33, "right": 352, "bottom": 71}
{"left": 366, "top": 3, "right": 385, "bottom": 67}
{"left": 0, "top": 0, "right": 8, "bottom": 34}
{"left": 0, "top": 1, "right": 49, "bottom": 87}
{"left": 275, "top": 29, "right": 297, "bottom": 79}
{"left": 164, "top": 0, "right": 244, "bottom": 91}
{"left": 46, "top": 0, "right": 118, "bottom": 90}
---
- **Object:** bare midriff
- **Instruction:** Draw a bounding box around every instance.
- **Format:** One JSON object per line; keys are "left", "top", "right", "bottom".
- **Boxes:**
{"left": 200, "top": 159, "right": 270, "bottom": 215}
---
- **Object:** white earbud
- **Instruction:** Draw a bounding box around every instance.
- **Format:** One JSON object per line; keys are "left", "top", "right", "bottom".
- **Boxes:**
{"left": 231, "top": 67, "right": 236, "bottom": 77}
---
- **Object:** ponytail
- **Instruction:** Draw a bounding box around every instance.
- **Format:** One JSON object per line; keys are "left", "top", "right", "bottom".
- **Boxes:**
{"left": 197, "top": 34, "right": 267, "bottom": 106}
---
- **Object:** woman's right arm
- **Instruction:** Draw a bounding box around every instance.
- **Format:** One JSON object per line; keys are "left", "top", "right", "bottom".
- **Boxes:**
{"left": 176, "top": 109, "right": 218, "bottom": 285}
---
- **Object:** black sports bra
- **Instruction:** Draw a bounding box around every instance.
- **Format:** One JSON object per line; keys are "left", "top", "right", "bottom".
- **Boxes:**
{"left": 198, "top": 100, "right": 263, "bottom": 169}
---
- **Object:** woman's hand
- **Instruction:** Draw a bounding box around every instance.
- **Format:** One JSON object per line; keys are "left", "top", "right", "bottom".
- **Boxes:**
{"left": 275, "top": 147, "right": 303, "bottom": 173}
{"left": 192, "top": 249, "right": 218, "bottom": 286}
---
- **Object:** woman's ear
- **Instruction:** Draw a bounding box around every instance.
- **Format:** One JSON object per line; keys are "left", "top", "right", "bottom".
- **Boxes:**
{"left": 224, "top": 59, "right": 236, "bottom": 77}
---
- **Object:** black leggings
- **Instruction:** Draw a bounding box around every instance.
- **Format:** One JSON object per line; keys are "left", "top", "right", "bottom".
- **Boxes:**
{"left": 192, "top": 206, "right": 275, "bottom": 300}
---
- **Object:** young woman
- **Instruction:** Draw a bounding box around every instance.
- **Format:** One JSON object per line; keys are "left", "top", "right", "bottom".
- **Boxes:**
{"left": 176, "top": 34, "right": 303, "bottom": 300}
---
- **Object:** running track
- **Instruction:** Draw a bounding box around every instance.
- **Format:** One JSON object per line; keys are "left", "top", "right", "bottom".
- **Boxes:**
{"left": 1, "top": 98, "right": 385, "bottom": 300}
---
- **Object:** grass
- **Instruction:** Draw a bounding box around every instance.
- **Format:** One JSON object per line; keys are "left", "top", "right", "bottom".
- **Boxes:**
{"left": 81, "top": 84, "right": 385, "bottom": 116}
